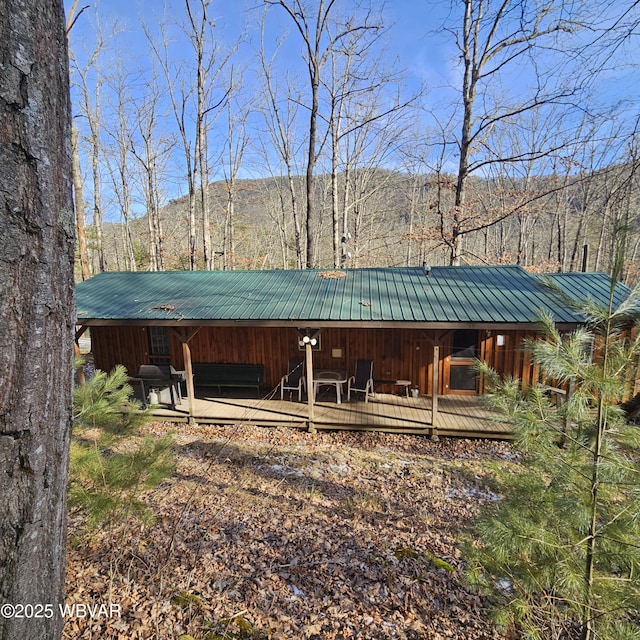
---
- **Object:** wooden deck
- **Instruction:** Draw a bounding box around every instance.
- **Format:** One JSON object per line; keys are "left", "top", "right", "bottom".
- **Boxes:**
{"left": 152, "top": 390, "right": 512, "bottom": 439}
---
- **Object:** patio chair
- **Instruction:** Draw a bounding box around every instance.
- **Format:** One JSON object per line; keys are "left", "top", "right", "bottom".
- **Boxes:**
{"left": 347, "top": 359, "right": 374, "bottom": 402}
{"left": 280, "top": 357, "right": 306, "bottom": 401}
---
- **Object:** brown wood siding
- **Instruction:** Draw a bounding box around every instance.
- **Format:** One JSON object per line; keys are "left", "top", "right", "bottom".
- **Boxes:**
{"left": 90, "top": 324, "right": 545, "bottom": 395}
{"left": 478, "top": 329, "right": 539, "bottom": 392}
{"left": 184, "top": 326, "right": 421, "bottom": 391}
{"left": 91, "top": 326, "right": 148, "bottom": 375}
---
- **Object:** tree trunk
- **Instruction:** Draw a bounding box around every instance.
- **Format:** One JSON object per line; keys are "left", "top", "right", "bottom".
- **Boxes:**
{"left": 71, "top": 126, "right": 91, "bottom": 279}
{"left": 190, "top": 0, "right": 212, "bottom": 271}
{"left": 331, "top": 111, "right": 341, "bottom": 268}
{"left": 112, "top": 94, "right": 137, "bottom": 271}
{"left": 187, "top": 181, "right": 197, "bottom": 269}
{"left": 288, "top": 173, "right": 303, "bottom": 269}
{"left": 306, "top": 74, "right": 319, "bottom": 269}
{"left": 89, "top": 85, "right": 105, "bottom": 272}
{"left": 0, "top": 2, "right": 74, "bottom": 639}
{"left": 198, "top": 123, "right": 212, "bottom": 270}
{"left": 225, "top": 185, "right": 235, "bottom": 270}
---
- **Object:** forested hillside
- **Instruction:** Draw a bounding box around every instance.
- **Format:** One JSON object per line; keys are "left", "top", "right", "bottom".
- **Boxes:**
{"left": 97, "top": 165, "right": 640, "bottom": 281}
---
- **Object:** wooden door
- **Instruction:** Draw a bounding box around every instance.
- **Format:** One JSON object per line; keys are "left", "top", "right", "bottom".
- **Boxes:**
{"left": 442, "top": 329, "right": 479, "bottom": 395}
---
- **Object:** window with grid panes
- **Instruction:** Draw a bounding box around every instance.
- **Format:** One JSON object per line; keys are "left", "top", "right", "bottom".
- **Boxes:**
{"left": 148, "top": 326, "right": 170, "bottom": 364}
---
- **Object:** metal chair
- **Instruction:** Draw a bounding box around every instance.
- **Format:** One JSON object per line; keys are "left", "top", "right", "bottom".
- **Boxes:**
{"left": 347, "top": 359, "right": 374, "bottom": 402}
{"left": 280, "top": 358, "right": 306, "bottom": 401}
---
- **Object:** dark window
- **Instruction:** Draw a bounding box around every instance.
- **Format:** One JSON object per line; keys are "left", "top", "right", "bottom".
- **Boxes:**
{"left": 148, "top": 326, "right": 170, "bottom": 364}
{"left": 449, "top": 365, "right": 477, "bottom": 391}
{"left": 451, "top": 329, "right": 478, "bottom": 359}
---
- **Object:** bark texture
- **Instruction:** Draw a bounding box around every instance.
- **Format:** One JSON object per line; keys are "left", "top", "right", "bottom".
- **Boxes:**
{"left": 0, "top": 1, "right": 74, "bottom": 639}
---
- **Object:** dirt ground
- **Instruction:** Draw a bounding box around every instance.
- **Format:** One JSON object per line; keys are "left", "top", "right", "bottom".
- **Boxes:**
{"left": 64, "top": 421, "right": 517, "bottom": 640}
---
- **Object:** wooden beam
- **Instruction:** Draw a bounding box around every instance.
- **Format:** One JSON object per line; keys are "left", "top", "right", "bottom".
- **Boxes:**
{"left": 421, "top": 329, "right": 450, "bottom": 347}
{"left": 298, "top": 328, "right": 321, "bottom": 433}
{"left": 168, "top": 327, "right": 201, "bottom": 425}
{"left": 74, "top": 325, "right": 88, "bottom": 385}
{"left": 182, "top": 340, "right": 196, "bottom": 425}
{"left": 170, "top": 326, "right": 201, "bottom": 343}
{"left": 75, "top": 325, "right": 88, "bottom": 341}
{"left": 306, "top": 341, "right": 315, "bottom": 433}
{"left": 432, "top": 344, "right": 439, "bottom": 440}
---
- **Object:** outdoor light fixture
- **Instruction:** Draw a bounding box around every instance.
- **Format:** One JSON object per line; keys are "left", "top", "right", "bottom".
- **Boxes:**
{"left": 298, "top": 328, "right": 321, "bottom": 351}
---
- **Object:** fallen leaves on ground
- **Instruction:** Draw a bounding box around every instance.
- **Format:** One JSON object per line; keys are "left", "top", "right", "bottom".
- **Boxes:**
{"left": 64, "top": 422, "right": 518, "bottom": 639}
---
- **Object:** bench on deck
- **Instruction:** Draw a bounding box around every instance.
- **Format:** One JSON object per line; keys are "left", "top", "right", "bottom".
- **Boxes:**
{"left": 192, "top": 363, "right": 264, "bottom": 394}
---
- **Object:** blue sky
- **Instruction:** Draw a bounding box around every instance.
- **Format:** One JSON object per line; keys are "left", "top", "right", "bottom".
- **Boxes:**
{"left": 65, "top": 0, "right": 639, "bottom": 127}
{"left": 65, "top": 0, "right": 455, "bottom": 100}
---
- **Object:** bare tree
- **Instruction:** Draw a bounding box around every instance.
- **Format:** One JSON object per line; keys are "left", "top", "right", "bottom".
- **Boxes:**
{"left": 69, "top": 21, "right": 112, "bottom": 272}
{"left": 185, "top": 0, "right": 237, "bottom": 270}
{"left": 323, "top": 18, "right": 413, "bottom": 268}
{"left": 400, "top": 157, "right": 431, "bottom": 266}
{"left": 103, "top": 67, "right": 138, "bottom": 271}
{"left": 70, "top": 126, "right": 92, "bottom": 279}
{"left": 328, "top": 81, "right": 413, "bottom": 266}
{"left": 130, "top": 67, "right": 174, "bottom": 271}
{"left": 0, "top": 2, "right": 74, "bottom": 640}
{"left": 66, "top": 0, "right": 92, "bottom": 280}
{"left": 186, "top": 0, "right": 214, "bottom": 270}
{"left": 434, "top": 0, "right": 581, "bottom": 265}
{"left": 593, "top": 131, "right": 640, "bottom": 283}
{"left": 256, "top": 16, "right": 306, "bottom": 268}
{"left": 147, "top": 0, "right": 234, "bottom": 270}
{"left": 146, "top": 19, "right": 199, "bottom": 269}
{"left": 265, "top": 0, "right": 382, "bottom": 268}
{"left": 221, "top": 66, "right": 251, "bottom": 270}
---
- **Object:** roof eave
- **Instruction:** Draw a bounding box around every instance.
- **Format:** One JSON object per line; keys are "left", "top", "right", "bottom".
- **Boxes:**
{"left": 76, "top": 317, "right": 581, "bottom": 331}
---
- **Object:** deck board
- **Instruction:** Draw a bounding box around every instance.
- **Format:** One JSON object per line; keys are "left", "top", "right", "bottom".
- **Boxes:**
{"left": 152, "top": 391, "right": 512, "bottom": 439}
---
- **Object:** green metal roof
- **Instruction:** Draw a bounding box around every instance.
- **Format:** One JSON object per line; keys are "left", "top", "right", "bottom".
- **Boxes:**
{"left": 543, "top": 272, "right": 630, "bottom": 311}
{"left": 75, "top": 265, "right": 631, "bottom": 327}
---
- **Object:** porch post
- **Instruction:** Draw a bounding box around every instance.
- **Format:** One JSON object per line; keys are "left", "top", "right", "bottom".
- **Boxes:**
{"left": 171, "top": 327, "right": 201, "bottom": 426}
{"left": 182, "top": 340, "right": 196, "bottom": 425}
{"left": 432, "top": 344, "right": 439, "bottom": 440}
{"left": 305, "top": 340, "right": 315, "bottom": 433}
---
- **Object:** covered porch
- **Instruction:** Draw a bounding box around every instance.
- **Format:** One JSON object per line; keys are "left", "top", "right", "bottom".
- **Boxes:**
{"left": 76, "top": 267, "right": 626, "bottom": 440}
{"left": 150, "top": 392, "right": 512, "bottom": 439}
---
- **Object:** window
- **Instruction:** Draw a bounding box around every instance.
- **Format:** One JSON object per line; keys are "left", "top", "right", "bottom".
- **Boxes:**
{"left": 451, "top": 329, "right": 478, "bottom": 359}
{"left": 449, "top": 365, "right": 477, "bottom": 391}
{"left": 148, "top": 326, "right": 170, "bottom": 364}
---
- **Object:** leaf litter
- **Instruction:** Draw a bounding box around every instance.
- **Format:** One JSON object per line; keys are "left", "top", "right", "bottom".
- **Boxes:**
{"left": 65, "top": 421, "right": 516, "bottom": 639}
